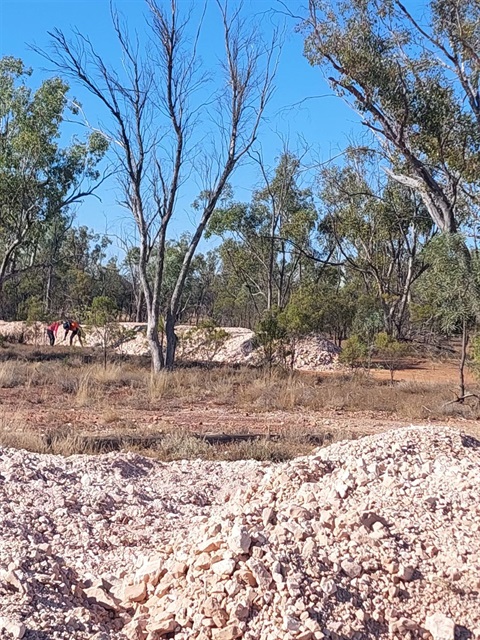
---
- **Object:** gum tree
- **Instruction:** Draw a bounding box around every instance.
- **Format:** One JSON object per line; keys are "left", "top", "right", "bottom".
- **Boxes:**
{"left": 0, "top": 56, "right": 107, "bottom": 299}
{"left": 318, "top": 152, "right": 434, "bottom": 337}
{"left": 208, "top": 152, "right": 319, "bottom": 313}
{"left": 302, "top": 0, "right": 480, "bottom": 234}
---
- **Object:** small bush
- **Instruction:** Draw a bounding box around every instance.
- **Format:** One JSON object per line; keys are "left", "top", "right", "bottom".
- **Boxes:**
{"left": 339, "top": 335, "right": 367, "bottom": 369}
{"left": 157, "top": 431, "right": 211, "bottom": 460}
{"left": 178, "top": 321, "right": 229, "bottom": 362}
{"left": 374, "top": 332, "right": 409, "bottom": 384}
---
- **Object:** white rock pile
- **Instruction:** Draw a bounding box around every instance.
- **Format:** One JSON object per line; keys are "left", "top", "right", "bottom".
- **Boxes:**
{"left": 0, "top": 322, "right": 342, "bottom": 371}
{"left": 0, "top": 451, "right": 264, "bottom": 639}
{"left": 1, "top": 426, "right": 480, "bottom": 640}
{"left": 292, "top": 335, "right": 341, "bottom": 371}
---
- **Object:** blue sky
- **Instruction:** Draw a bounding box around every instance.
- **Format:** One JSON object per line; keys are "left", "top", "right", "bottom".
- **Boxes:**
{"left": 0, "top": 0, "right": 415, "bottom": 257}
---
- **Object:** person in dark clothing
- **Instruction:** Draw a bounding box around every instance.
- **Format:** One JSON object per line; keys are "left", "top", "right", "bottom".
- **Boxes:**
{"left": 46, "top": 321, "right": 61, "bottom": 346}
{"left": 63, "top": 320, "right": 84, "bottom": 346}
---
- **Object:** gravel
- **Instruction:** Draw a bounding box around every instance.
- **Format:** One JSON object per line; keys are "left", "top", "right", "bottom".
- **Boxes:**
{"left": 1, "top": 426, "right": 479, "bottom": 640}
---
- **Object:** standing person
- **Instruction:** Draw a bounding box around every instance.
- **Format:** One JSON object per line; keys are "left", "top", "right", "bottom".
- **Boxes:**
{"left": 46, "top": 321, "right": 61, "bottom": 346}
{"left": 63, "top": 320, "right": 84, "bottom": 346}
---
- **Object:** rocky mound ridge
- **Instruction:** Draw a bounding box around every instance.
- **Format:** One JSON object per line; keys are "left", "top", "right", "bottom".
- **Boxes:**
{"left": 1, "top": 426, "right": 479, "bottom": 639}
{"left": 0, "top": 322, "right": 341, "bottom": 371}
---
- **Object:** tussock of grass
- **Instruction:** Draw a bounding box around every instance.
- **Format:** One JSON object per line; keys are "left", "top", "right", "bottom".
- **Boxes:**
{"left": 0, "top": 361, "right": 26, "bottom": 388}
{"left": 216, "top": 438, "right": 311, "bottom": 462}
{"left": 0, "top": 420, "right": 95, "bottom": 456}
{"left": 148, "top": 372, "right": 173, "bottom": 401}
{"left": 2, "top": 348, "right": 480, "bottom": 461}
{"left": 154, "top": 431, "right": 211, "bottom": 461}
{"left": 101, "top": 409, "right": 123, "bottom": 424}
{"left": 0, "top": 416, "right": 45, "bottom": 452}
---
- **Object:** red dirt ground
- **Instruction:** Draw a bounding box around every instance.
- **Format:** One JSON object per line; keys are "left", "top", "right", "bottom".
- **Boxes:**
{"left": 1, "top": 344, "right": 477, "bottom": 447}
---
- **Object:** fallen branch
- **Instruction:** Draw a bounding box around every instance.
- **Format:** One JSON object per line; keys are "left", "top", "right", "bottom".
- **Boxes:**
{"left": 442, "top": 393, "right": 480, "bottom": 407}
{"left": 49, "top": 431, "right": 335, "bottom": 453}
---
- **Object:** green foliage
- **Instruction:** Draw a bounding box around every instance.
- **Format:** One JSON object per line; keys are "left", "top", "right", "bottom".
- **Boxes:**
{"left": 144, "top": 235, "right": 218, "bottom": 325}
{"left": 339, "top": 335, "right": 367, "bottom": 369}
{"left": 280, "top": 279, "right": 357, "bottom": 345}
{"left": 20, "top": 295, "right": 46, "bottom": 324}
{"left": 279, "top": 286, "right": 324, "bottom": 338}
{"left": 0, "top": 56, "right": 108, "bottom": 295}
{"left": 413, "top": 234, "right": 480, "bottom": 334}
{"left": 255, "top": 307, "right": 287, "bottom": 370}
{"left": 373, "top": 332, "right": 408, "bottom": 383}
{"left": 318, "top": 155, "right": 433, "bottom": 337}
{"left": 303, "top": 1, "right": 480, "bottom": 234}
{"left": 88, "top": 296, "right": 117, "bottom": 326}
{"left": 208, "top": 152, "right": 319, "bottom": 314}
{"left": 86, "top": 296, "right": 122, "bottom": 368}
{"left": 351, "top": 294, "right": 384, "bottom": 345}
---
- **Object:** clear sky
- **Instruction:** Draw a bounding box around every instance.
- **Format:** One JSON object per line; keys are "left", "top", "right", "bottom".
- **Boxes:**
{"left": 0, "top": 0, "right": 403, "bottom": 256}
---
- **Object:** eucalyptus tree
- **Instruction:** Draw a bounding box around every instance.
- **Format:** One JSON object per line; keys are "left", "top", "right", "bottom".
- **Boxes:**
{"left": 38, "top": 1, "right": 278, "bottom": 371}
{"left": 302, "top": 0, "right": 480, "bottom": 234}
{"left": 318, "top": 153, "right": 434, "bottom": 337}
{"left": 255, "top": 151, "right": 319, "bottom": 309}
{"left": 413, "top": 234, "right": 480, "bottom": 397}
{"left": 0, "top": 56, "right": 107, "bottom": 302}
{"left": 208, "top": 152, "right": 318, "bottom": 313}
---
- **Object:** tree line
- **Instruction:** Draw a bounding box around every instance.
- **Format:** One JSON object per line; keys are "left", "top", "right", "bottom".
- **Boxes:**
{"left": 1, "top": 0, "right": 479, "bottom": 375}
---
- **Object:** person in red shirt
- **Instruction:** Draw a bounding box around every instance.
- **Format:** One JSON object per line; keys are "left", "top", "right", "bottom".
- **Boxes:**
{"left": 46, "top": 321, "right": 61, "bottom": 346}
{"left": 63, "top": 320, "right": 84, "bottom": 346}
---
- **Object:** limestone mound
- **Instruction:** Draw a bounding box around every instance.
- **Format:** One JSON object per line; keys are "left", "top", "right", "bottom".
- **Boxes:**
{"left": 0, "top": 321, "right": 341, "bottom": 371}
{"left": 1, "top": 426, "right": 480, "bottom": 639}
{"left": 120, "top": 426, "right": 480, "bottom": 640}
{"left": 292, "top": 334, "right": 341, "bottom": 371}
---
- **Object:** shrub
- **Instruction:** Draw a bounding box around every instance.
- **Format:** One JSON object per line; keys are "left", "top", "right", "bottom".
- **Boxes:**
{"left": 339, "top": 335, "right": 367, "bottom": 369}
{"left": 181, "top": 320, "right": 229, "bottom": 362}
{"left": 374, "top": 332, "right": 408, "bottom": 384}
{"left": 255, "top": 307, "right": 287, "bottom": 372}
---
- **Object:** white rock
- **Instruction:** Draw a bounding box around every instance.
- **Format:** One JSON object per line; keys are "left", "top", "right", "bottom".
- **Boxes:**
{"left": 229, "top": 525, "right": 251, "bottom": 554}
{"left": 211, "top": 559, "right": 236, "bottom": 577}
{"left": 319, "top": 578, "right": 337, "bottom": 595}
{"left": 425, "top": 612, "right": 455, "bottom": 640}
{"left": 0, "top": 619, "right": 26, "bottom": 639}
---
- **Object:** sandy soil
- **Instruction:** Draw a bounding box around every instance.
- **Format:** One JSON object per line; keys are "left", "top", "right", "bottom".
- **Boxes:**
{"left": 0, "top": 344, "right": 476, "bottom": 443}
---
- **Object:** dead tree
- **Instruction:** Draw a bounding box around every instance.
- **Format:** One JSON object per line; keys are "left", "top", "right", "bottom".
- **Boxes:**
{"left": 160, "top": 1, "right": 278, "bottom": 368}
{"left": 38, "top": 1, "right": 278, "bottom": 371}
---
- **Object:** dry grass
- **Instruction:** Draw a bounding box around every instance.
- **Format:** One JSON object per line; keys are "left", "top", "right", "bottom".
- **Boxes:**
{"left": 152, "top": 431, "right": 211, "bottom": 460}
{"left": 1, "top": 348, "right": 479, "bottom": 461}
{"left": 0, "top": 361, "right": 27, "bottom": 388}
{"left": 0, "top": 424, "right": 315, "bottom": 462}
{"left": 128, "top": 431, "right": 318, "bottom": 463}
{"left": 230, "top": 369, "right": 471, "bottom": 420}
{"left": 0, "top": 418, "right": 96, "bottom": 456}
{"left": 1, "top": 357, "right": 476, "bottom": 423}
{"left": 5, "top": 357, "right": 465, "bottom": 419}
{"left": 0, "top": 415, "right": 46, "bottom": 452}
{"left": 147, "top": 366, "right": 255, "bottom": 404}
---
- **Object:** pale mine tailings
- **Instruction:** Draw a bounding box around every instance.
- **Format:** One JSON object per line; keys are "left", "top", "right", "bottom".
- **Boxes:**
{"left": 0, "top": 322, "right": 341, "bottom": 371}
{"left": 0, "top": 426, "right": 479, "bottom": 639}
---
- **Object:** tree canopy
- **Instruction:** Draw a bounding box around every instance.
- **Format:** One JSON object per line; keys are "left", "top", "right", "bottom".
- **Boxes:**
{"left": 2, "top": 1, "right": 480, "bottom": 376}
{"left": 0, "top": 57, "right": 107, "bottom": 297}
